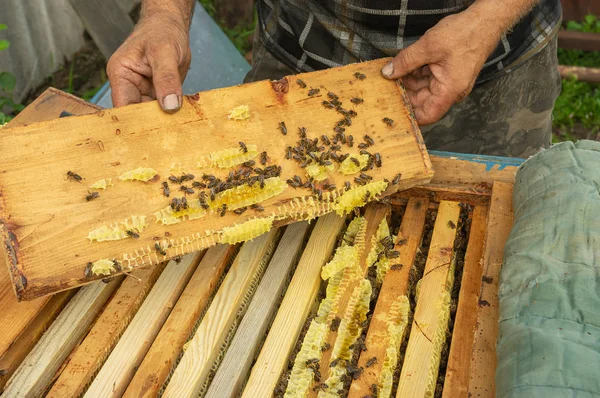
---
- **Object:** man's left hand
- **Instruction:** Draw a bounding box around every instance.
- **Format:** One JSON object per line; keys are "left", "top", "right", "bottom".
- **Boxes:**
{"left": 381, "top": 9, "right": 502, "bottom": 125}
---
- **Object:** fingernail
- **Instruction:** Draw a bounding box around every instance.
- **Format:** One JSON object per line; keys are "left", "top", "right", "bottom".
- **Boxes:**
{"left": 162, "top": 94, "right": 180, "bottom": 112}
{"left": 382, "top": 62, "right": 394, "bottom": 78}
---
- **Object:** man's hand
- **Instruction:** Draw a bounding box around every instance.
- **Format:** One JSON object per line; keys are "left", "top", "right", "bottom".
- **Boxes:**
{"left": 381, "top": 0, "right": 537, "bottom": 125}
{"left": 107, "top": 1, "right": 194, "bottom": 112}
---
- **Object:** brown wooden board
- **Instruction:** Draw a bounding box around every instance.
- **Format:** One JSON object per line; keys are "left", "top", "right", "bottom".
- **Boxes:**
{"left": 0, "top": 59, "right": 433, "bottom": 301}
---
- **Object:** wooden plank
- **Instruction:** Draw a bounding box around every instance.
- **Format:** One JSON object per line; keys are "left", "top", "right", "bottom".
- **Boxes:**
{"left": 123, "top": 244, "right": 238, "bottom": 398}
{"left": 348, "top": 197, "right": 429, "bottom": 397}
{"left": 68, "top": 0, "right": 134, "bottom": 59}
{"left": 427, "top": 153, "right": 518, "bottom": 187}
{"left": 83, "top": 253, "right": 202, "bottom": 398}
{"left": 558, "top": 30, "right": 600, "bottom": 52}
{"left": 392, "top": 184, "right": 492, "bottom": 206}
{"left": 46, "top": 264, "right": 165, "bottom": 398}
{"left": 558, "top": 65, "right": 600, "bottom": 84}
{"left": 0, "top": 88, "right": 101, "bottom": 363}
{"left": 308, "top": 203, "right": 391, "bottom": 397}
{"left": 205, "top": 221, "right": 311, "bottom": 398}
{"left": 468, "top": 182, "right": 513, "bottom": 397}
{"left": 241, "top": 213, "right": 346, "bottom": 397}
{"left": 397, "top": 201, "right": 461, "bottom": 397}
{"left": 0, "top": 290, "right": 75, "bottom": 392}
{"left": 442, "top": 206, "right": 488, "bottom": 398}
{"left": 2, "top": 279, "right": 122, "bottom": 397}
{"left": 0, "top": 59, "right": 433, "bottom": 300}
{"left": 163, "top": 228, "right": 280, "bottom": 398}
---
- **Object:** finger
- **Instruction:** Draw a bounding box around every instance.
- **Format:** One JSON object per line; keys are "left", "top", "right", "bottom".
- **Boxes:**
{"left": 415, "top": 93, "right": 453, "bottom": 125}
{"left": 402, "top": 74, "right": 430, "bottom": 93}
{"left": 381, "top": 40, "right": 432, "bottom": 80}
{"left": 147, "top": 45, "right": 183, "bottom": 113}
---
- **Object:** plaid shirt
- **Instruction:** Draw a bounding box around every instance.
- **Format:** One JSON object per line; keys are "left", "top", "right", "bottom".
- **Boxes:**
{"left": 256, "top": 0, "right": 561, "bottom": 83}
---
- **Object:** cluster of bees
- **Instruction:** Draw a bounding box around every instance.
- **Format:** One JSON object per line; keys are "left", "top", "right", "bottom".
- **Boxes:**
{"left": 67, "top": 170, "right": 101, "bottom": 202}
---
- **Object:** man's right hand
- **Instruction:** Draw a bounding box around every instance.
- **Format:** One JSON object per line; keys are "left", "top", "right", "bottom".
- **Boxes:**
{"left": 107, "top": 9, "right": 192, "bottom": 113}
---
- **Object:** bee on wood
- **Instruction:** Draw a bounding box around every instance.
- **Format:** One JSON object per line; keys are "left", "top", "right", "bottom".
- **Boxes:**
{"left": 161, "top": 181, "right": 171, "bottom": 197}
{"left": 349, "top": 157, "right": 360, "bottom": 167}
{"left": 390, "top": 264, "right": 403, "bottom": 271}
{"left": 364, "top": 135, "right": 375, "bottom": 146}
{"left": 154, "top": 243, "right": 167, "bottom": 256}
{"left": 260, "top": 151, "right": 268, "bottom": 165}
{"left": 170, "top": 198, "right": 180, "bottom": 211}
{"left": 354, "top": 176, "right": 367, "bottom": 186}
{"left": 448, "top": 220, "right": 456, "bottom": 229}
{"left": 112, "top": 260, "right": 122, "bottom": 272}
{"left": 359, "top": 173, "right": 372, "bottom": 181}
{"left": 181, "top": 197, "right": 189, "bottom": 209}
{"left": 354, "top": 72, "right": 366, "bottom": 80}
{"left": 202, "top": 173, "right": 215, "bottom": 181}
{"left": 344, "top": 181, "right": 351, "bottom": 191}
{"left": 387, "top": 250, "right": 400, "bottom": 259}
{"left": 343, "top": 116, "right": 352, "bottom": 126}
{"left": 374, "top": 152, "right": 382, "bottom": 168}
{"left": 330, "top": 316, "right": 341, "bottom": 332}
{"left": 192, "top": 181, "right": 206, "bottom": 189}
{"left": 322, "top": 101, "right": 335, "bottom": 109}
{"left": 364, "top": 191, "right": 371, "bottom": 202}
{"left": 347, "top": 109, "right": 358, "bottom": 118}
{"left": 287, "top": 178, "right": 301, "bottom": 188}
{"left": 320, "top": 135, "right": 331, "bottom": 146}
{"left": 312, "top": 383, "right": 328, "bottom": 392}
{"left": 321, "top": 342, "right": 331, "bottom": 352}
{"left": 66, "top": 170, "right": 83, "bottom": 182}
{"left": 305, "top": 358, "right": 319, "bottom": 366}
{"left": 285, "top": 146, "right": 293, "bottom": 160}
{"left": 298, "top": 127, "right": 307, "bottom": 138}
{"left": 382, "top": 117, "right": 394, "bottom": 126}
{"left": 85, "top": 191, "right": 99, "bottom": 201}
{"left": 296, "top": 78, "right": 307, "bottom": 88}
{"left": 322, "top": 182, "right": 336, "bottom": 191}
{"left": 84, "top": 262, "right": 93, "bottom": 278}
{"left": 220, "top": 204, "right": 227, "bottom": 217}
{"left": 251, "top": 203, "right": 264, "bottom": 212}
{"left": 210, "top": 188, "right": 216, "bottom": 201}
{"left": 242, "top": 160, "right": 256, "bottom": 168}
{"left": 371, "top": 383, "right": 379, "bottom": 395}
{"left": 308, "top": 88, "right": 320, "bottom": 96}
{"left": 327, "top": 92, "right": 338, "bottom": 100}
{"left": 173, "top": 256, "right": 182, "bottom": 263}
{"left": 330, "top": 144, "right": 341, "bottom": 152}
{"left": 126, "top": 229, "right": 140, "bottom": 239}
{"left": 392, "top": 173, "right": 402, "bottom": 184}
{"left": 330, "top": 358, "right": 341, "bottom": 368}
{"left": 169, "top": 175, "right": 181, "bottom": 183}
{"left": 180, "top": 185, "right": 194, "bottom": 195}
{"left": 239, "top": 141, "right": 248, "bottom": 153}
{"left": 278, "top": 121, "right": 287, "bottom": 135}
{"left": 180, "top": 173, "right": 194, "bottom": 182}
{"left": 350, "top": 97, "right": 364, "bottom": 105}
{"left": 347, "top": 135, "right": 354, "bottom": 147}
{"left": 366, "top": 357, "right": 378, "bottom": 368}
{"left": 233, "top": 207, "right": 248, "bottom": 215}
{"left": 348, "top": 365, "right": 364, "bottom": 380}
{"left": 358, "top": 143, "right": 369, "bottom": 150}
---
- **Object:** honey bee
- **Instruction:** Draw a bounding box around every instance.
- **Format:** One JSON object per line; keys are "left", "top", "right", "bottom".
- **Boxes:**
{"left": 180, "top": 185, "right": 194, "bottom": 195}
{"left": 383, "top": 117, "right": 394, "bottom": 126}
{"left": 350, "top": 97, "right": 364, "bottom": 105}
{"left": 374, "top": 152, "right": 382, "bottom": 168}
{"left": 347, "top": 135, "right": 354, "bottom": 147}
{"left": 220, "top": 204, "right": 227, "bottom": 217}
{"left": 390, "top": 264, "right": 403, "bottom": 270}
{"left": 344, "top": 181, "right": 351, "bottom": 191}
{"left": 180, "top": 173, "right": 194, "bottom": 181}
{"left": 85, "top": 191, "right": 99, "bottom": 201}
{"left": 162, "top": 181, "right": 170, "bottom": 197}
{"left": 66, "top": 170, "right": 83, "bottom": 181}
{"left": 84, "top": 262, "right": 93, "bottom": 278}
{"left": 298, "top": 127, "right": 307, "bottom": 138}
{"left": 169, "top": 175, "right": 181, "bottom": 183}
{"left": 239, "top": 141, "right": 248, "bottom": 153}
{"left": 251, "top": 204, "right": 264, "bottom": 212}
{"left": 233, "top": 207, "right": 248, "bottom": 215}
{"left": 308, "top": 88, "right": 320, "bottom": 96}
{"left": 278, "top": 121, "right": 287, "bottom": 135}
{"left": 154, "top": 243, "right": 167, "bottom": 256}
{"left": 350, "top": 157, "right": 360, "bottom": 166}
{"left": 364, "top": 135, "right": 374, "bottom": 146}
{"left": 392, "top": 173, "right": 402, "bottom": 184}
{"left": 354, "top": 72, "right": 366, "bottom": 80}
{"left": 330, "top": 316, "right": 341, "bottom": 331}
{"left": 260, "top": 151, "right": 268, "bottom": 165}
{"left": 296, "top": 78, "right": 307, "bottom": 88}
{"left": 181, "top": 197, "right": 189, "bottom": 209}
{"left": 366, "top": 357, "right": 378, "bottom": 367}
{"left": 126, "top": 229, "right": 140, "bottom": 239}
{"left": 322, "top": 101, "right": 335, "bottom": 109}
{"left": 448, "top": 220, "right": 456, "bottom": 229}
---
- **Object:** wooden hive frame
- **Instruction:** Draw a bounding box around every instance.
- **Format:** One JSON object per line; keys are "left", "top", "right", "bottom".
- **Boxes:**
{"left": 0, "top": 89, "right": 518, "bottom": 397}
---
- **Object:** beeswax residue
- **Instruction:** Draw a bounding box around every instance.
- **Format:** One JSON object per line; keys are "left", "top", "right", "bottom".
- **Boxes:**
{"left": 206, "top": 144, "right": 258, "bottom": 169}
{"left": 340, "top": 154, "right": 370, "bottom": 175}
{"left": 88, "top": 216, "right": 147, "bottom": 242}
{"left": 91, "top": 259, "right": 116, "bottom": 276}
{"left": 90, "top": 178, "right": 113, "bottom": 190}
{"left": 228, "top": 105, "right": 250, "bottom": 120}
{"left": 220, "top": 216, "right": 275, "bottom": 244}
{"left": 118, "top": 167, "right": 158, "bottom": 182}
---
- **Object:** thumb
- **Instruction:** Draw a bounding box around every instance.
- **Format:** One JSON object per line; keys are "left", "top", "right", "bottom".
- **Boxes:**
{"left": 148, "top": 46, "right": 183, "bottom": 113}
{"left": 381, "top": 40, "right": 431, "bottom": 80}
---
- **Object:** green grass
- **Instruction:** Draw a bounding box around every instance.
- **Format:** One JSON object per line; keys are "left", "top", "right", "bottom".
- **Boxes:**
{"left": 553, "top": 14, "right": 600, "bottom": 141}
{"left": 198, "top": 0, "right": 256, "bottom": 55}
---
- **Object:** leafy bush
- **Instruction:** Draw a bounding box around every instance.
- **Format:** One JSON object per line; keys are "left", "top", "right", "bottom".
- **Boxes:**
{"left": 0, "top": 23, "right": 23, "bottom": 125}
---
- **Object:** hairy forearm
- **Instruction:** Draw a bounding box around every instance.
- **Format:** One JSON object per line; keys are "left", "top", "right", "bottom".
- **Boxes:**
{"left": 468, "top": 0, "right": 540, "bottom": 38}
{"left": 140, "top": 0, "right": 195, "bottom": 28}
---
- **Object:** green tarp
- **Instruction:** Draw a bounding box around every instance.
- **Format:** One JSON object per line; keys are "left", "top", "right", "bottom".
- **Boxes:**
{"left": 496, "top": 140, "right": 600, "bottom": 397}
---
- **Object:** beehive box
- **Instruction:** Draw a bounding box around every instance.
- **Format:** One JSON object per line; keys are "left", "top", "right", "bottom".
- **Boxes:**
{"left": 0, "top": 60, "right": 433, "bottom": 301}
{"left": 0, "top": 88, "right": 517, "bottom": 398}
